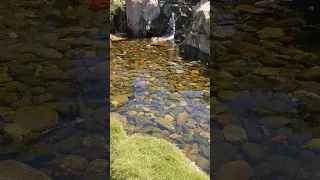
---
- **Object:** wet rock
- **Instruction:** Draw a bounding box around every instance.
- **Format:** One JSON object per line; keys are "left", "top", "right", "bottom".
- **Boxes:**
{"left": 18, "top": 142, "right": 56, "bottom": 163}
{"left": 135, "top": 115, "right": 153, "bottom": 126}
{"left": 32, "top": 93, "right": 52, "bottom": 105}
{"left": 296, "top": 66, "right": 320, "bottom": 81}
{"left": 280, "top": 48, "right": 304, "bottom": 56}
{"left": 126, "top": 0, "right": 160, "bottom": 37}
{"left": 267, "top": 155, "right": 299, "bottom": 178}
{"left": 110, "top": 112, "right": 127, "bottom": 127}
{"left": 194, "top": 156, "right": 209, "bottom": 170}
{"left": 111, "top": 94, "right": 128, "bottom": 107}
{"left": 9, "top": 98, "right": 34, "bottom": 110}
{"left": 78, "top": 172, "right": 109, "bottom": 180}
{"left": 216, "top": 160, "right": 251, "bottom": 180}
{"left": 86, "top": 159, "right": 109, "bottom": 172}
{"left": 252, "top": 162, "right": 275, "bottom": 179}
{"left": 260, "top": 40, "right": 283, "bottom": 50}
{"left": 182, "top": 134, "right": 193, "bottom": 143}
{"left": 36, "top": 48, "right": 63, "bottom": 59}
{"left": 223, "top": 125, "right": 248, "bottom": 144}
{"left": 0, "top": 74, "right": 13, "bottom": 83}
{"left": 257, "top": 27, "right": 285, "bottom": 39}
{"left": 3, "top": 123, "right": 31, "bottom": 141}
{"left": 54, "top": 136, "right": 84, "bottom": 154}
{"left": 82, "top": 134, "right": 108, "bottom": 150}
{"left": 64, "top": 67, "right": 86, "bottom": 80}
{"left": 0, "top": 160, "right": 52, "bottom": 179}
{"left": 0, "top": 92, "right": 20, "bottom": 105}
{"left": 40, "top": 102, "right": 73, "bottom": 115}
{"left": 260, "top": 116, "right": 291, "bottom": 128}
{"left": 47, "top": 82, "right": 75, "bottom": 100}
{"left": 75, "top": 146, "right": 108, "bottom": 162}
{"left": 12, "top": 106, "right": 59, "bottom": 131}
{"left": 40, "top": 68, "right": 64, "bottom": 81}
{"left": 155, "top": 117, "right": 175, "bottom": 133}
{"left": 211, "top": 142, "right": 238, "bottom": 172}
{"left": 59, "top": 155, "right": 88, "bottom": 176}
{"left": 241, "top": 142, "right": 265, "bottom": 164}
{"left": 306, "top": 138, "right": 320, "bottom": 152}
{"left": 48, "top": 40, "right": 71, "bottom": 52}
{"left": 0, "top": 106, "right": 15, "bottom": 120}
{"left": 237, "top": 5, "right": 265, "bottom": 14}
{"left": 216, "top": 113, "right": 239, "bottom": 126}
{"left": 253, "top": 67, "right": 280, "bottom": 76}
{"left": 177, "top": 111, "right": 188, "bottom": 126}
{"left": 34, "top": 33, "right": 59, "bottom": 44}
{"left": 217, "top": 90, "right": 237, "bottom": 100}
{"left": 212, "top": 103, "right": 229, "bottom": 114}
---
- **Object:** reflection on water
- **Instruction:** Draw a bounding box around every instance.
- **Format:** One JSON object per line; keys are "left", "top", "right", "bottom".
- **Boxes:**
{"left": 0, "top": 0, "right": 109, "bottom": 179}
{"left": 110, "top": 39, "right": 210, "bottom": 173}
{"left": 212, "top": 1, "right": 320, "bottom": 180}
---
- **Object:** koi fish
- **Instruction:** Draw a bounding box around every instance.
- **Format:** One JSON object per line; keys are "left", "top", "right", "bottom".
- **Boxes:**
{"left": 269, "top": 135, "right": 288, "bottom": 144}
{"left": 88, "top": 0, "right": 109, "bottom": 12}
{"left": 138, "top": 58, "right": 146, "bottom": 65}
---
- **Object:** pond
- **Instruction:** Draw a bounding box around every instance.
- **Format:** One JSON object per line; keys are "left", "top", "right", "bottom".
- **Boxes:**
{"left": 0, "top": 1, "right": 110, "bottom": 179}
{"left": 110, "top": 38, "right": 210, "bottom": 173}
{"left": 212, "top": 1, "right": 320, "bottom": 180}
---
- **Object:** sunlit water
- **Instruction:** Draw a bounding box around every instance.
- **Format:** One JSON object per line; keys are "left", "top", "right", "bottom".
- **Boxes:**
{"left": 110, "top": 39, "right": 210, "bottom": 173}
{"left": 212, "top": 1, "right": 320, "bottom": 180}
{"left": 0, "top": 1, "right": 109, "bottom": 179}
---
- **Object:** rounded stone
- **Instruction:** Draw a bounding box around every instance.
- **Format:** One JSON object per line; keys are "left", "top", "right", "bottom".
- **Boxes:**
{"left": 12, "top": 106, "right": 59, "bottom": 131}
{"left": 216, "top": 160, "right": 251, "bottom": 180}
{"left": 223, "top": 125, "right": 248, "bottom": 143}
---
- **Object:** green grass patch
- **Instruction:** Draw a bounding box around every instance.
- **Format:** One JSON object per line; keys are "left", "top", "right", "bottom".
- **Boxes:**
{"left": 111, "top": 134, "right": 210, "bottom": 180}
{"left": 110, "top": 117, "right": 127, "bottom": 146}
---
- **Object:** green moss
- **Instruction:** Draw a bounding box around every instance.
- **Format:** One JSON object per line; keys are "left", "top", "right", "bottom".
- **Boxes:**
{"left": 110, "top": 118, "right": 127, "bottom": 146}
{"left": 110, "top": 0, "right": 125, "bottom": 16}
{"left": 111, "top": 134, "right": 209, "bottom": 180}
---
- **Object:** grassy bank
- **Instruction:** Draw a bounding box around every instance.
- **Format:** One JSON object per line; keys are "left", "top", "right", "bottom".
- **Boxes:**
{"left": 110, "top": 117, "right": 210, "bottom": 180}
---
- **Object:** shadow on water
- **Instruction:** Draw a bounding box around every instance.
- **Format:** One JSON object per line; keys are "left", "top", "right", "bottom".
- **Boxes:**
{"left": 211, "top": 1, "right": 320, "bottom": 180}
{"left": 110, "top": 39, "right": 210, "bottom": 173}
{"left": 0, "top": 0, "right": 109, "bottom": 179}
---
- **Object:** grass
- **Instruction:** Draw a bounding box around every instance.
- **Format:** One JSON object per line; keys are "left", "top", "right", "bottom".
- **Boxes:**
{"left": 110, "top": 117, "right": 209, "bottom": 180}
{"left": 110, "top": 118, "right": 127, "bottom": 146}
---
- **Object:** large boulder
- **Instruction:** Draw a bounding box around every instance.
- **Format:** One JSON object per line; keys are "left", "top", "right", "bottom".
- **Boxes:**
{"left": 184, "top": 0, "right": 210, "bottom": 55}
{"left": 126, "top": 0, "right": 161, "bottom": 37}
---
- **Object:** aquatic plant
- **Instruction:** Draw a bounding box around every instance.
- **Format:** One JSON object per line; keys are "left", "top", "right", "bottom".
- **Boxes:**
{"left": 110, "top": 118, "right": 209, "bottom": 180}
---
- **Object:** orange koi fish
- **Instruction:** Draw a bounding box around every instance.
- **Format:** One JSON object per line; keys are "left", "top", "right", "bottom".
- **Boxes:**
{"left": 138, "top": 58, "right": 146, "bottom": 65}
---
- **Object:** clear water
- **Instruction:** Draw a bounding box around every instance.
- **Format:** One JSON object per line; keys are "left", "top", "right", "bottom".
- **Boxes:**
{"left": 0, "top": 1, "right": 109, "bottom": 179}
{"left": 212, "top": 1, "right": 320, "bottom": 179}
{"left": 110, "top": 39, "right": 210, "bottom": 173}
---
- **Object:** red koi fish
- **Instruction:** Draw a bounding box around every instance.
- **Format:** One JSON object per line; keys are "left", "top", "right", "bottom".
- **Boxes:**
{"left": 269, "top": 135, "right": 288, "bottom": 144}
{"left": 138, "top": 58, "right": 146, "bottom": 65}
{"left": 89, "top": 0, "right": 109, "bottom": 12}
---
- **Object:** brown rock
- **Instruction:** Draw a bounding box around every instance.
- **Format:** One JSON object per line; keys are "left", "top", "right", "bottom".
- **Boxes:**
{"left": 177, "top": 112, "right": 188, "bottom": 126}
{"left": 216, "top": 160, "right": 251, "bottom": 180}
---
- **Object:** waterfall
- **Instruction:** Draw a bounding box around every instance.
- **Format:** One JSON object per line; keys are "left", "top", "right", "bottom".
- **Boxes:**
{"left": 154, "top": 12, "right": 175, "bottom": 41}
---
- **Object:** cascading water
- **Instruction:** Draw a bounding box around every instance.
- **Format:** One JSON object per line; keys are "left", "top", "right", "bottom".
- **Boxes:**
{"left": 151, "top": 12, "right": 176, "bottom": 46}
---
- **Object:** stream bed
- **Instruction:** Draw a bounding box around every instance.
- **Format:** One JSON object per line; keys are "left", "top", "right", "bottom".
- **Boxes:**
{"left": 212, "top": 1, "right": 320, "bottom": 180}
{"left": 110, "top": 39, "right": 210, "bottom": 173}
